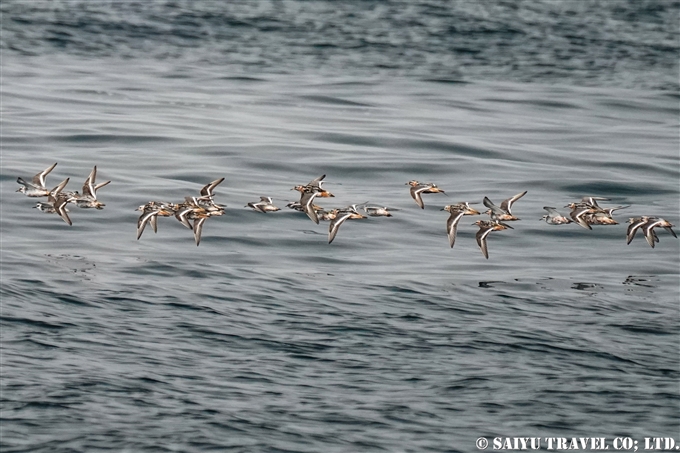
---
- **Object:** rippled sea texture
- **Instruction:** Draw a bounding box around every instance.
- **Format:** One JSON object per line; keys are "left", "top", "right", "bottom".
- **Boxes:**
{"left": 2, "top": 2, "right": 679, "bottom": 452}
{"left": 2, "top": 0, "right": 679, "bottom": 90}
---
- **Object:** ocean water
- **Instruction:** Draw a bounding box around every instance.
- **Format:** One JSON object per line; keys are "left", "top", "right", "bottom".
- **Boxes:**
{"left": 1, "top": 2, "right": 679, "bottom": 452}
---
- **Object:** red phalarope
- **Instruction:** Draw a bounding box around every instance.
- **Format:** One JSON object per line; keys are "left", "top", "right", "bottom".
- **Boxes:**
{"left": 292, "top": 175, "right": 335, "bottom": 224}
{"left": 292, "top": 175, "right": 335, "bottom": 198}
{"left": 565, "top": 202, "right": 596, "bottom": 229}
{"left": 566, "top": 198, "right": 628, "bottom": 229}
{"left": 246, "top": 196, "right": 281, "bottom": 213}
{"left": 406, "top": 180, "right": 446, "bottom": 209}
{"left": 317, "top": 209, "right": 338, "bottom": 221}
{"left": 540, "top": 207, "right": 572, "bottom": 225}
{"left": 473, "top": 220, "right": 513, "bottom": 259}
{"left": 442, "top": 202, "right": 481, "bottom": 248}
{"left": 286, "top": 201, "right": 323, "bottom": 212}
{"left": 135, "top": 178, "right": 227, "bottom": 245}
{"left": 299, "top": 191, "right": 322, "bottom": 224}
{"left": 483, "top": 191, "right": 527, "bottom": 221}
{"left": 199, "top": 177, "right": 225, "bottom": 202}
{"left": 626, "top": 217, "right": 677, "bottom": 248}
{"left": 626, "top": 216, "right": 653, "bottom": 245}
{"left": 174, "top": 197, "right": 224, "bottom": 246}
{"left": 584, "top": 205, "right": 630, "bottom": 225}
{"left": 34, "top": 178, "right": 72, "bottom": 226}
{"left": 136, "top": 201, "right": 179, "bottom": 240}
{"left": 68, "top": 166, "right": 111, "bottom": 209}
{"left": 362, "top": 205, "right": 399, "bottom": 217}
{"left": 16, "top": 163, "right": 58, "bottom": 197}
{"left": 328, "top": 205, "right": 367, "bottom": 244}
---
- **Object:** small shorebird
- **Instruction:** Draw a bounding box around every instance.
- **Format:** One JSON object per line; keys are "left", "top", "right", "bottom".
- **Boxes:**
{"left": 246, "top": 196, "right": 281, "bottom": 213}
{"left": 317, "top": 209, "right": 338, "bottom": 221}
{"left": 566, "top": 198, "right": 628, "bottom": 229}
{"left": 565, "top": 202, "right": 596, "bottom": 230}
{"left": 16, "top": 163, "right": 58, "bottom": 197}
{"left": 442, "top": 202, "right": 480, "bottom": 248}
{"left": 583, "top": 205, "right": 629, "bottom": 226}
{"left": 136, "top": 201, "right": 178, "bottom": 240}
{"left": 286, "top": 201, "right": 323, "bottom": 212}
{"left": 483, "top": 191, "right": 527, "bottom": 221}
{"left": 292, "top": 175, "right": 334, "bottom": 198}
{"left": 167, "top": 178, "right": 226, "bottom": 245}
{"left": 626, "top": 216, "right": 652, "bottom": 245}
{"left": 626, "top": 217, "right": 676, "bottom": 248}
{"left": 641, "top": 218, "right": 676, "bottom": 248}
{"left": 328, "top": 205, "right": 367, "bottom": 244}
{"left": 69, "top": 166, "right": 110, "bottom": 209}
{"left": 292, "top": 175, "right": 335, "bottom": 223}
{"left": 406, "top": 180, "right": 446, "bottom": 209}
{"left": 298, "top": 191, "right": 322, "bottom": 224}
{"left": 174, "top": 198, "right": 224, "bottom": 246}
{"left": 473, "top": 220, "right": 513, "bottom": 259}
{"left": 362, "top": 205, "right": 399, "bottom": 217}
{"left": 540, "top": 207, "right": 572, "bottom": 225}
{"left": 34, "top": 178, "right": 72, "bottom": 226}
{"left": 199, "top": 177, "right": 225, "bottom": 201}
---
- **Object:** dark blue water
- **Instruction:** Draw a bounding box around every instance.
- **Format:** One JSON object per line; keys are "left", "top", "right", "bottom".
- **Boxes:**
{"left": 2, "top": 2, "right": 679, "bottom": 452}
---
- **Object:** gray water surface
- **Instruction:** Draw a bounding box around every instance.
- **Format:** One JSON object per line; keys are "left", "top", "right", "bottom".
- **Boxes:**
{"left": 2, "top": 2, "right": 679, "bottom": 452}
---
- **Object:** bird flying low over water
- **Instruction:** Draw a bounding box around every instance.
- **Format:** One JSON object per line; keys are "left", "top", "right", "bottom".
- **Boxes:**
{"left": 626, "top": 216, "right": 676, "bottom": 248}
{"left": 300, "top": 191, "right": 321, "bottom": 224}
{"left": 584, "top": 206, "right": 629, "bottom": 225}
{"left": 442, "top": 202, "right": 481, "bottom": 248}
{"left": 474, "top": 220, "right": 513, "bottom": 259}
{"left": 135, "top": 178, "right": 226, "bottom": 245}
{"left": 406, "top": 180, "right": 446, "bottom": 209}
{"left": 362, "top": 205, "right": 399, "bottom": 217}
{"left": 247, "top": 196, "right": 281, "bottom": 213}
{"left": 174, "top": 196, "right": 225, "bottom": 246}
{"left": 292, "top": 175, "right": 334, "bottom": 198}
{"left": 565, "top": 203, "right": 594, "bottom": 230}
{"left": 34, "top": 178, "right": 72, "bottom": 226}
{"left": 328, "top": 205, "right": 367, "bottom": 244}
{"left": 565, "top": 197, "right": 628, "bottom": 230}
{"left": 16, "top": 163, "right": 58, "bottom": 197}
{"left": 483, "top": 191, "right": 527, "bottom": 221}
{"left": 16, "top": 164, "right": 677, "bottom": 253}
{"left": 68, "top": 166, "right": 110, "bottom": 209}
{"left": 293, "top": 175, "right": 336, "bottom": 224}
{"left": 200, "top": 177, "right": 225, "bottom": 200}
{"left": 540, "top": 206, "right": 572, "bottom": 225}
{"left": 136, "top": 201, "right": 179, "bottom": 240}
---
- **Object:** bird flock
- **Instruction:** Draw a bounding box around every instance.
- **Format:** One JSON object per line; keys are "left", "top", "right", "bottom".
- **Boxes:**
{"left": 17, "top": 163, "right": 109, "bottom": 226}
{"left": 16, "top": 164, "right": 678, "bottom": 256}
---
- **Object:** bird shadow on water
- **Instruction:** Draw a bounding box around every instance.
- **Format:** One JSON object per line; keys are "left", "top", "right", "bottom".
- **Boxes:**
{"left": 476, "top": 276, "right": 663, "bottom": 296}
{"left": 43, "top": 254, "right": 97, "bottom": 281}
